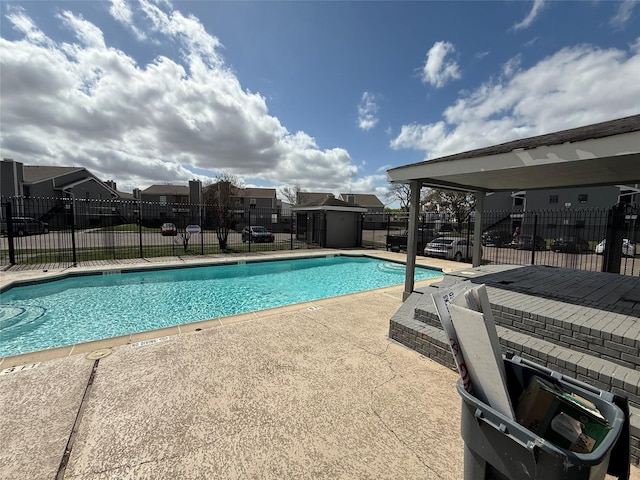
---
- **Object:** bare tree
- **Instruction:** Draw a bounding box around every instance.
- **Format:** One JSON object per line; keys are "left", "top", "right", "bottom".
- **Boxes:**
{"left": 385, "top": 183, "right": 414, "bottom": 212}
{"left": 422, "top": 188, "right": 476, "bottom": 227}
{"left": 280, "top": 185, "right": 302, "bottom": 205}
{"left": 280, "top": 184, "right": 312, "bottom": 206}
{"left": 203, "top": 173, "right": 244, "bottom": 250}
{"left": 177, "top": 232, "right": 191, "bottom": 252}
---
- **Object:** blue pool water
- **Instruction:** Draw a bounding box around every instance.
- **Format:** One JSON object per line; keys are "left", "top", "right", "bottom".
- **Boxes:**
{"left": 0, "top": 255, "right": 442, "bottom": 357}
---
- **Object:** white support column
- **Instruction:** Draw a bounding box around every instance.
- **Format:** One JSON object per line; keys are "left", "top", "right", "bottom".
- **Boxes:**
{"left": 472, "top": 192, "right": 485, "bottom": 267}
{"left": 403, "top": 181, "right": 422, "bottom": 301}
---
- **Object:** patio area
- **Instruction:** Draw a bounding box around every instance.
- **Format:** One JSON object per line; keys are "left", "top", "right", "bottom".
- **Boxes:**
{"left": 1, "top": 251, "right": 638, "bottom": 479}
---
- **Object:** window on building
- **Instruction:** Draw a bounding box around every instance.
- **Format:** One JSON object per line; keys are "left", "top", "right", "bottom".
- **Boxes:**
{"left": 578, "top": 194, "right": 588, "bottom": 204}
{"left": 513, "top": 197, "right": 524, "bottom": 206}
{"left": 549, "top": 195, "right": 559, "bottom": 204}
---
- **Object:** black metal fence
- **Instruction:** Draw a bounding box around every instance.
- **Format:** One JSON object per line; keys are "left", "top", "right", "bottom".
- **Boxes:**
{"left": 479, "top": 206, "right": 639, "bottom": 276}
{"left": 2, "top": 196, "right": 638, "bottom": 276}
{"left": 362, "top": 206, "right": 639, "bottom": 276}
{"left": 1, "top": 196, "right": 307, "bottom": 268}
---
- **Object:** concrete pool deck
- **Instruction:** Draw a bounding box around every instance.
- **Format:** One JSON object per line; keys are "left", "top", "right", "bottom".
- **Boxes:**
{"left": 1, "top": 250, "right": 638, "bottom": 479}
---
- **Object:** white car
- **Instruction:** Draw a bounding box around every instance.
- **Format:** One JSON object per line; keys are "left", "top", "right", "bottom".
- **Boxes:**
{"left": 424, "top": 237, "right": 480, "bottom": 262}
{"left": 595, "top": 239, "right": 636, "bottom": 257}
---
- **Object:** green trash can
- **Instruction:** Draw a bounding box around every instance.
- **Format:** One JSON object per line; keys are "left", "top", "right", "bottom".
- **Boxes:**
{"left": 458, "top": 356, "right": 629, "bottom": 480}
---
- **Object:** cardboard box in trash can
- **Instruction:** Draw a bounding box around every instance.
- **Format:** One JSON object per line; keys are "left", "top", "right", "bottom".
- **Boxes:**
{"left": 516, "top": 375, "right": 611, "bottom": 453}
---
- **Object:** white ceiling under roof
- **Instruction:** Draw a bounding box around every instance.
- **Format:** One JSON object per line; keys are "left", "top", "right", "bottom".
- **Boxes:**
{"left": 387, "top": 115, "right": 640, "bottom": 193}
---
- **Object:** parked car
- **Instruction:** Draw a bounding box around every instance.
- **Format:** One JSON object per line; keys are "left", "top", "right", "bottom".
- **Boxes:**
{"left": 424, "top": 237, "right": 479, "bottom": 262}
{"left": 386, "top": 228, "right": 438, "bottom": 254}
{"left": 160, "top": 222, "right": 177, "bottom": 236}
{"left": 514, "top": 234, "right": 547, "bottom": 251}
{"left": 0, "top": 217, "right": 49, "bottom": 236}
{"left": 242, "top": 225, "right": 275, "bottom": 243}
{"left": 595, "top": 239, "right": 636, "bottom": 257}
{"left": 550, "top": 236, "right": 590, "bottom": 253}
{"left": 482, "top": 230, "right": 513, "bottom": 247}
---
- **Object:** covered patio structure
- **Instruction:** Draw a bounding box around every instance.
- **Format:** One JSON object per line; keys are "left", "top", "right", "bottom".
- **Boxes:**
{"left": 387, "top": 114, "right": 640, "bottom": 300}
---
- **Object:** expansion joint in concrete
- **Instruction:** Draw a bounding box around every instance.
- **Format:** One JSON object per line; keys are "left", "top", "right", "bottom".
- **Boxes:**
{"left": 56, "top": 359, "right": 100, "bottom": 480}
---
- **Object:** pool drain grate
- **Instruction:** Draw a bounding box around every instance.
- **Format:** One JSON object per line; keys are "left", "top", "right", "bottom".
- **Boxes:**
{"left": 85, "top": 349, "right": 112, "bottom": 360}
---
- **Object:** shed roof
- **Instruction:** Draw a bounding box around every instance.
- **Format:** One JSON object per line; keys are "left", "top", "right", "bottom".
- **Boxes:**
{"left": 387, "top": 115, "right": 640, "bottom": 193}
{"left": 292, "top": 195, "right": 367, "bottom": 212}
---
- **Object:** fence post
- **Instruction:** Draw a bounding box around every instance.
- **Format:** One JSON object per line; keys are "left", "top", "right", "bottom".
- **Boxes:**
{"left": 70, "top": 203, "right": 77, "bottom": 265}
{"left": 323, "top": 212, "right": 327, "bottom": 247}
{"left": 603, "top": 203, "right": 626, "bottom": 274}
{"left": 531, "top": 214, "right": 538, "bottom": 265}
{"left": 386, "top": 216, "right": 390, "bottom": 251}
{"left": 138, "top": 213, "right": 143, "bottom": 259}
{"left": 5, "top": 201, "right": 15, "bottom": 265}
{"left": 466, "top": 215, "right": 471, "bottom": 259}
{"left": 290, "top": 212, "right": 294, "bottom": 250}
{"left": 248, "top": 207, "right": 251, "bottom": 253}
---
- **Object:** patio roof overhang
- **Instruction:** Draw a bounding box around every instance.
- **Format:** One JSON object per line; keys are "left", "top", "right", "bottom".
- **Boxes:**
{"left": 386, "top": 114, "right": 640, "bottom": 300}
{"left": 387, "top": 115, "right": 640, "bottom": 193}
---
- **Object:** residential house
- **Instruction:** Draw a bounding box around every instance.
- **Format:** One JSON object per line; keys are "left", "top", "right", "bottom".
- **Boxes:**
{"left": 1, "top": 158, "right": 123, "bottom": 228}
{"left": 482, "top": 185, "right": 639, "bottom": 243}
{"left": 139, "top": 180, "right": 203, "bottom": 227}
{"left": 2, "top": 158, "right": 119, "bottom": 200}
{"left": 484, "top": 185, "right": 639, "bottom": 211}
{"left": 339, "top": 193, "right": 385, "bottom": 228}
{"left": 235, "top": 187, "right": 280, "bottom": 229}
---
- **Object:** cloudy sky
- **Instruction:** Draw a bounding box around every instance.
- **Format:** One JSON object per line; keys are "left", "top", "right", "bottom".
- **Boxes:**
{"left": 1, "top": 1, "right": 639, "bottom": 202}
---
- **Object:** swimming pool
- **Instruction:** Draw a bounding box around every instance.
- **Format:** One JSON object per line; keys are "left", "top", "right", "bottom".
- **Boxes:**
{"left": 0, "top": 255, "right": 442, "bottom": 357}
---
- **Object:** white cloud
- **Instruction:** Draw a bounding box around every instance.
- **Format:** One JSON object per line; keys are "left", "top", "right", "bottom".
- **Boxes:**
{"left": 109, "top": 0, "right": 147, "bottom": 40}
{"left": 5, "top": 6, "right": 51, "bottom": 46}
{"left": 392, "top": 42, "right": 640, "bottom": 160}
{"left": 502, "top": 55, "right": 522, "bottom": 78}
{"left": 357, "top": 91, "right": 379, "bottom": 131}
{"left": 0, "top": 3, "right": 362, "bottom": 194}
{"left": 610, "top": 0, "right": 638, "bottom": 30}
{"left": 57, "top": 11, "right": 106, "bottom": 49}
{"left": 420, "top": 41, "right": 461, "bottom": 88}
{"left": 512, "top": 0, "right": 547, "bottom": 31}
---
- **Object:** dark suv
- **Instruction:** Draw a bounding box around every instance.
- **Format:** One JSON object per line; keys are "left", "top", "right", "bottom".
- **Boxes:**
{"left": 514, "top": 234, "right": 547, "bottom": 251}
{"left": 242, "top": 225, "right": 274, "bottom": 243}
{"left": 551, "top": 237, "right": 590, "bottom": 253}
{"left": 0, "top": 217, "right": 49, "bottom": 236}
{"left": 482, "top": 230, "right": 512, "bottom": 247}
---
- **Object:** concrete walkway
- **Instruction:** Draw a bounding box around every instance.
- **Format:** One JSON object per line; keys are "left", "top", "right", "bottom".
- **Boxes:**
{"left": 1, "top": 251, "right": 637, "bottom": 479}
{"left": 0, "top": 252, "right": 465, "bottom": 479}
